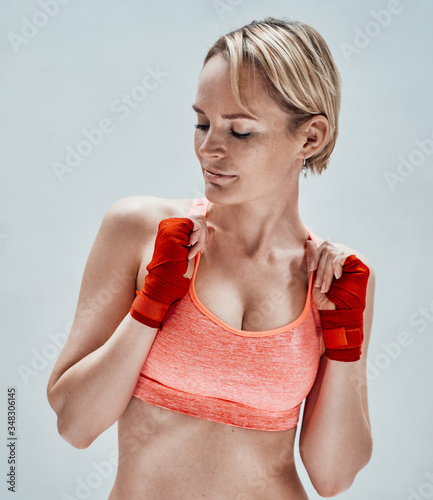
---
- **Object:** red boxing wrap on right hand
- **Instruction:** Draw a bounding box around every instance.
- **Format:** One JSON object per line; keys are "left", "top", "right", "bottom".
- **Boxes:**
{"left": 130, "top": 217, "right": 194, "bottom": 330}
{"left": 318, "top": 254, "right": 370, "bottom": 362}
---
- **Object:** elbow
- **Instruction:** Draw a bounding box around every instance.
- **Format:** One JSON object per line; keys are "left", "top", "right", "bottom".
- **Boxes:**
{"left": 313, "top": 464, "right": 369, "bottom": 498}
{"left": 47, "top": 389, "right": 95, "bottom": 450}
{"left": 310, "top": 468, "right": 359, "bottom": 497}
{"left": 62, "top": 434, "right": 94, "bottom": 450}
{"left": 57, "top": 417, "right": 95, "bottom": 449}
{"left": 316, "top": 479, "right": 353, "bottom": 498}
{"left": 304, "top": 464, "right": 355, "bottom": 497}
{"left": 306, "top": 441, "right": 373, "bottom": 498}
{"left": 47, "top": 381, "right": 96, "bottom": 449}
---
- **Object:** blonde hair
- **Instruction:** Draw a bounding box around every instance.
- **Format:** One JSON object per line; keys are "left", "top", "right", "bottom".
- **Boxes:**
{"left": 203, "top": 17, "right": 342, "bottom": 175}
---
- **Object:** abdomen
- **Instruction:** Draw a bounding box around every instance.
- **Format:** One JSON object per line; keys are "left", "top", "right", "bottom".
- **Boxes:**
{"left": 109, "top": 396, "right": 308, "bottom": 499}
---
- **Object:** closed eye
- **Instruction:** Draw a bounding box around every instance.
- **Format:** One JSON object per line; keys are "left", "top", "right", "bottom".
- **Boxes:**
{"left": 194, "top": 124, "right": 252, "bottom": 140}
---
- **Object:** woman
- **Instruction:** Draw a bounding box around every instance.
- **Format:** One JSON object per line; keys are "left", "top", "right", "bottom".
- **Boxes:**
{"left": 47, "top": 17, "right": 375, "bottom": 499}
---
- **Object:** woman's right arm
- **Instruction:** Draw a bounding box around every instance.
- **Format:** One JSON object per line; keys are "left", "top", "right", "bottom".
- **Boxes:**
{"left": 46, "top": 196, "right": 159, "bottom": 449}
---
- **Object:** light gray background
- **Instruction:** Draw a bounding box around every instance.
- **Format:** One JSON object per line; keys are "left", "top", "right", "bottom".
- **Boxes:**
{"left": 1, "top": 1, "right": 432, "bottom": 499}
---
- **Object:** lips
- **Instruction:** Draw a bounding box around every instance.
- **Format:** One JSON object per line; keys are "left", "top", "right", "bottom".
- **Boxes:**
{"left": 205, "top": 169, "right": 235, "bottom": 177}
{"left": 204, "top": 169, "right": 237, "bottom": 183}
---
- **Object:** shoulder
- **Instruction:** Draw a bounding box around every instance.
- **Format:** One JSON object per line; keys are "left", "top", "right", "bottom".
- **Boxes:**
{"left": 102, "top": 195, "right": 196, "bottom": 237}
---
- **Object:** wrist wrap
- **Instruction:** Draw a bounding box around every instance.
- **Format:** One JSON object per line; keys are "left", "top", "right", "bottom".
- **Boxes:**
{"left": 130, "top": 217, "right": 194, "bottom": 330}
{"left": 318, "top": 255, "right": 370, "bottom": 362}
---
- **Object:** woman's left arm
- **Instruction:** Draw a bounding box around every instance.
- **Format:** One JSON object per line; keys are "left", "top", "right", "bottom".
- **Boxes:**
{"left": 299, "top": 242, "right": 375, "bottom": 497}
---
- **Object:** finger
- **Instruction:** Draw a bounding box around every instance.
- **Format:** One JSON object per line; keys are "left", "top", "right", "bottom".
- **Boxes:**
{"left": 306, "top": 240, "right": 318, "bottom": 271}
{"left": 332, "top": 253, "right": 346, "bottom": 279}
{"left": 314, "top": 251, "right": 327, "bottom": 288}
{"left": 314, "top": 246, "right": 335, "bottom": 289}
{"left": 333, "top": 262, "right": 343, "bottom": 280}
{"left": 312, "top": 239, "right": 330, "bottom": 270}
{"left": 310, "top": 239, "right": 324, "bottom": 272}
{"left": 183, "top": 257, "right": 195, "bottom": 279}
{"left": 320, "top": 251, "right": 340, "bottom": 293}
{"left": 187, "top": 234, "right": 203, "bottom": 259}
{"left": 187, "top": 218, "right": 211, "bottom": 259}
{"left": 189, "top": 230, "right": 201, "bottom": 248}
{"left": 187, "top": 216, "right": 205, "bottom": 246}
{"left": 188, "top": 216, "right": 204, "bottom": 238}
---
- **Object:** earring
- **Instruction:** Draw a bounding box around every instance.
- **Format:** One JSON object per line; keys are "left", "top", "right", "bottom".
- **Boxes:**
{"left": 300, "top": 155, "right": 307, "bottom": 178}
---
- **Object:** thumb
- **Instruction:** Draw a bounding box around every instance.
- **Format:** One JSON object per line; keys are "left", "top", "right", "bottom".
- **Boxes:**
{"left": 183, "top": 257, "right": 195, "bottom": 279}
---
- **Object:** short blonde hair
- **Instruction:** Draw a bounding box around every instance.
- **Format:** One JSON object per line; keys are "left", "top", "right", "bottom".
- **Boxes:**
{"left": 203, "top": 17, "right": 342, "bottom": 175}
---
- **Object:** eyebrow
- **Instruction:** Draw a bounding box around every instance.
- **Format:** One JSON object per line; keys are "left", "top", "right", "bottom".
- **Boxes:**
{"left": 191, "top": 104, "right": 258, "bottom": 121}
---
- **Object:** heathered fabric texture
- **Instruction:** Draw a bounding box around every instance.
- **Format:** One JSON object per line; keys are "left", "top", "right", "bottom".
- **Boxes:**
{"left": 132, "top": 198, "right": 323, "bottom": 431}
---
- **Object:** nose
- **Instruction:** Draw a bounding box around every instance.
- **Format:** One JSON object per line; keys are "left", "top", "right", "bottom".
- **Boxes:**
{"left": 196, "top": 128, "right": 225, "bottom": 159}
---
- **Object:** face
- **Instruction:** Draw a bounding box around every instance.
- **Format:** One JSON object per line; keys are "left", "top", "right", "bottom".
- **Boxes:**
{"left": 192, "top": 54, "right": 304, "bottom": 204}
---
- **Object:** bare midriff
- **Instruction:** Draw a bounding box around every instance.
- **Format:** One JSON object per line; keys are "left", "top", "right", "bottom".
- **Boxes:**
{"left": 108, "top": 396, "right": 309, "bottom": 500}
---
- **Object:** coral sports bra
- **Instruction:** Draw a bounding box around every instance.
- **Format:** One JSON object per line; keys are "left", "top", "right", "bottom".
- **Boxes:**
{"left": 132, "top": 197, "right": 323, "bottom": 431}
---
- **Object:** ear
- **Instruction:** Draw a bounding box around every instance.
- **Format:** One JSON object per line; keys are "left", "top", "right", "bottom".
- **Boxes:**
{"left": 300, "top": 115, "right": 329, "bottom": 159}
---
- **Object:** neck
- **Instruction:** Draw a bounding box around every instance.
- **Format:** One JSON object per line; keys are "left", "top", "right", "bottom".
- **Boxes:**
{"left": 206, "top": 181, "right": 308, "bottom": 260}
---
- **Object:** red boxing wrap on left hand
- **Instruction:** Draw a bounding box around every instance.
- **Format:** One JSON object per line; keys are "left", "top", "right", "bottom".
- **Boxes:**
{"left": 318, "top": 255, "right": 370, "bottom": 362}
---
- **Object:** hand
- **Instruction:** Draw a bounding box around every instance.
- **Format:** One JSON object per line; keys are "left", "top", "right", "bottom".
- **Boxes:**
{"left": 307, "top": 239, "right": 370, "bottom": 362}
{"left": 130, "top": 217, "right": 194, "bottom": 330}
{"left": 306, "top": 239, "right": 352, "bottom": 311}
{"left": 186, "top": 214, "right": 215, "bottom": 259}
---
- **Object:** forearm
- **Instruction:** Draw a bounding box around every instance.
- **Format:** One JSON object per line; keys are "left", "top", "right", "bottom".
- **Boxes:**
{"left": 49, "top": 313, "right": 157, "bottom": 448}
{"left": 300, "top": 359, "right": 372, "bottom": 495}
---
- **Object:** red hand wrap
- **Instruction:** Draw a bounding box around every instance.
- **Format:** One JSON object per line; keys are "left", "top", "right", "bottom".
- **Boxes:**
{"left": 318, "top": 254, "right": 370, "bottom": 362}
{"left": 130, "top": 217, "right": 194, "bottom": 330}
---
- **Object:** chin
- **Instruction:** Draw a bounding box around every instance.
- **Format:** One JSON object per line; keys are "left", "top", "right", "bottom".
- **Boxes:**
{"left": 203, "top": 185, "right": 244, "bottom": 206}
